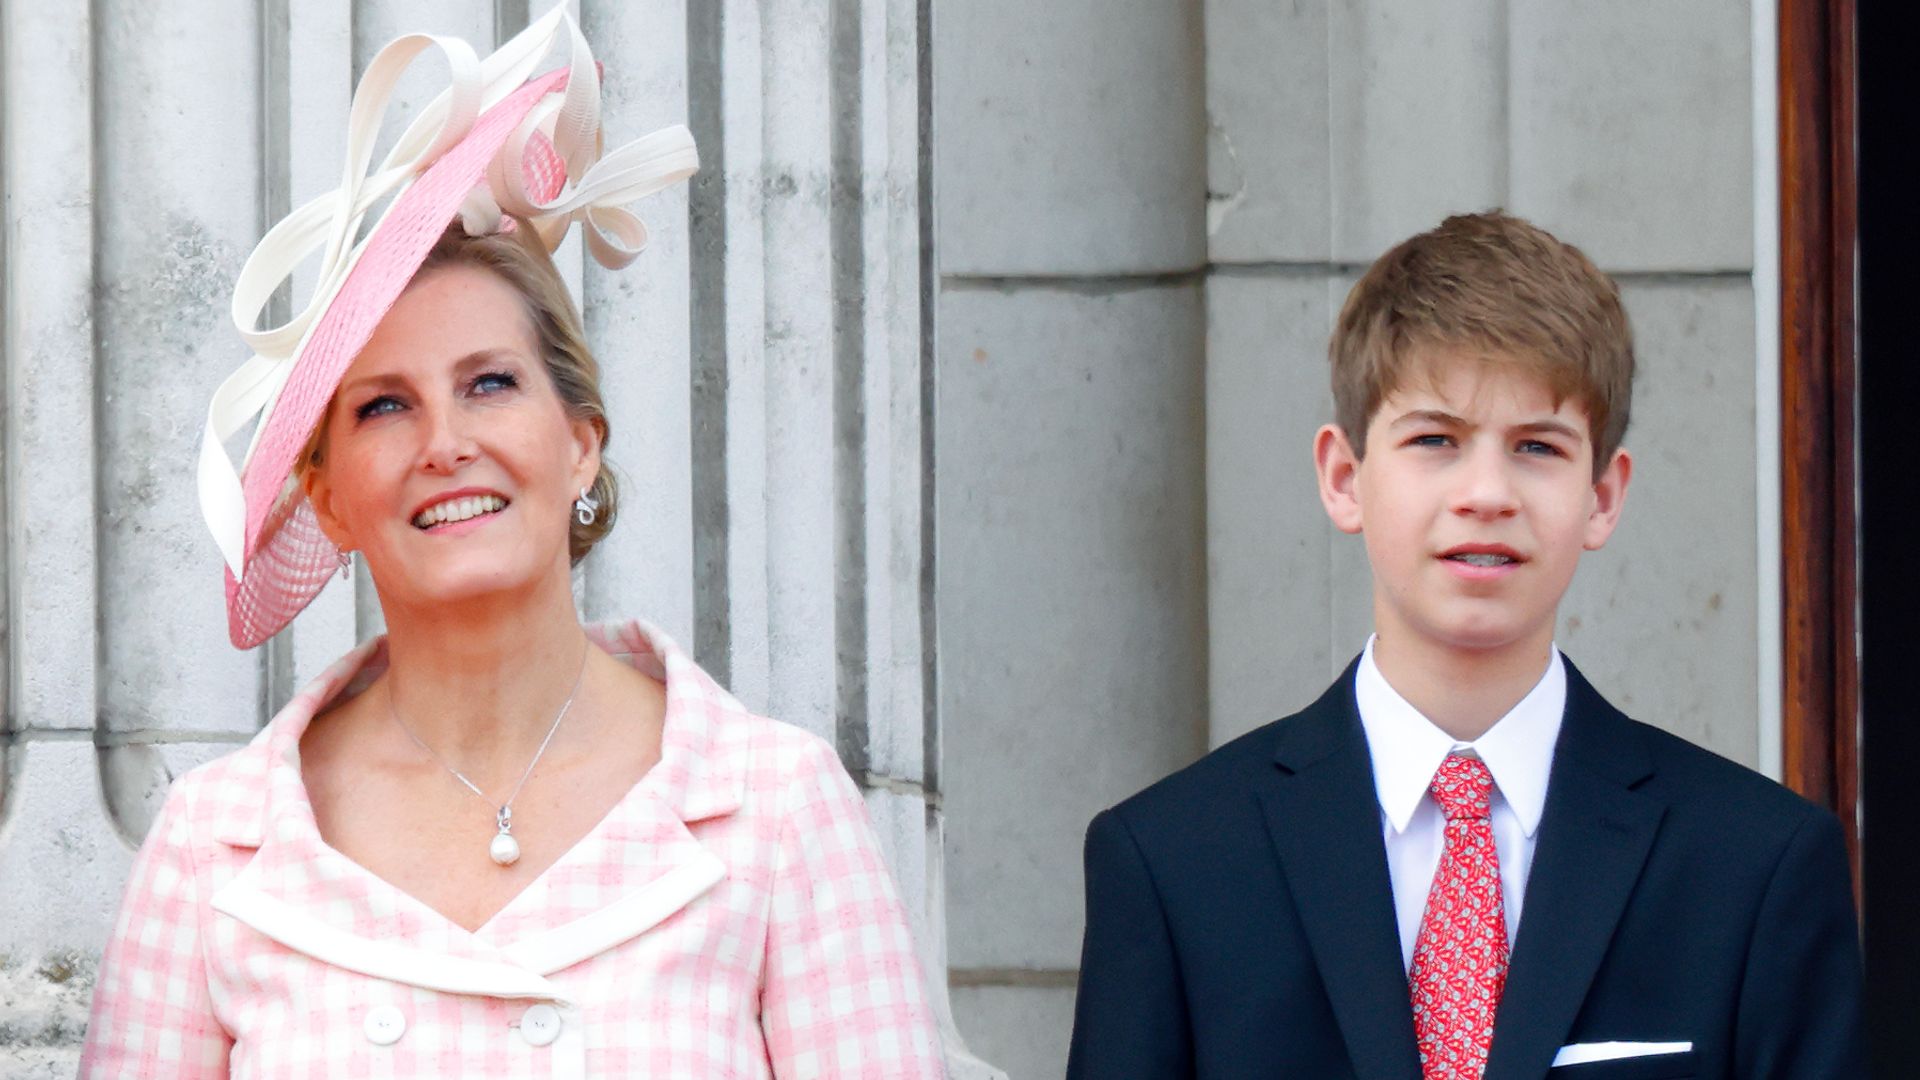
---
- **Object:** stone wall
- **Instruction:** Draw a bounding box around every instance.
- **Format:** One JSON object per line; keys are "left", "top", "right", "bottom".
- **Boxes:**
{"left": 0, "top": 1, "right": 997, "bottom": 1074}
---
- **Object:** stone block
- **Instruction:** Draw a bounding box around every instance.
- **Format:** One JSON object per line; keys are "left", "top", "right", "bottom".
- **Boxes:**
{"left": 0, "top": 743, "right": 136, "bottom": 961}
{"left": 94, "top": 0, "right": 265, "bottom": 736}
{"left": 1204, "top": 0, "right": 1331, "bottom": 263}
{"left": 949, "top": 985, "right": 1076, "bottom": 1080}
{"left": 1205, "top": 273, "right": 1341, "bottom": 746}
{"left": 935, "top": 0, "right": 1206, "bottom": 275}
{"left": 1558, "top": 280, "right": 1758, "bottom": 765}
{"left": 938, "top": 283, "right": 1208, "bottom": 968}
{"left": 1329, "top": 0, "right": 1506, "bottom": 263}
{"left": 4, "top": 1, "right": 99, "bottom": 733}
{"left": 1509, "top": 0, "right": 1752, "bottom": 273}
{"left": 0, "top": 1049, "right": 81, "bottom": 1079}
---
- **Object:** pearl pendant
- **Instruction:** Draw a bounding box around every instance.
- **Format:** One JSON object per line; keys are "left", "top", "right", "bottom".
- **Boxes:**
{"left": 489, "top": 831, "right": 521, "bottom": 866}
{"left": 489, "top": 805, "right": 520, "bottom": 866}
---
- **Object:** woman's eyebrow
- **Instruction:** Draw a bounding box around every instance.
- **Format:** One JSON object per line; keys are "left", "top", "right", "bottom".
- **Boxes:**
{"left": 336, "top": 371, "right": 410, "bottom": 397}
{"left": 451, "top": 347, "right": 529, "bottom": 373}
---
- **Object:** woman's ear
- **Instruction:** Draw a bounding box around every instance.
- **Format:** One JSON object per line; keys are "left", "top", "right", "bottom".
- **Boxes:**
{"left": 301, "top": 436, "right": 355, "bottom": 553}
{"left": 569, "top": 414, "right": 605, "bottom": 494}
{"left": 1315, "top": 424, "right": 1366, "bottom": 535}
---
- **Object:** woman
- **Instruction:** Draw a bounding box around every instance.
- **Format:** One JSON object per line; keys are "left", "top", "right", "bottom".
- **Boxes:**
{"left": 81, "top": 11, "right": 944, "bottom": 1078}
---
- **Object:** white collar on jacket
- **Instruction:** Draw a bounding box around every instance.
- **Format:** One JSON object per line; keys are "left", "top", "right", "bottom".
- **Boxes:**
{"left": 206, "top": 619, "right": 745, "bottom": 1002}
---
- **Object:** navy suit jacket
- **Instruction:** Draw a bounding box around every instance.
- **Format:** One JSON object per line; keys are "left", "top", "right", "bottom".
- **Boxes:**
{"left": 1066, "top": 657, "right": 1865, "bottom": 1079}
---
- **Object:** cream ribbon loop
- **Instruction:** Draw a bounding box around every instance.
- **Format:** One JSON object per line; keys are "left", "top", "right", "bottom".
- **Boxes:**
{"left": 200, "top": 3, "right": 698, "bottom": 579}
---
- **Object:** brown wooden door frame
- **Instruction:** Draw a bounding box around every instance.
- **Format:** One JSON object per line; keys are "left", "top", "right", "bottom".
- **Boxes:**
{"left": 1778, "top": 0, "right": 1860, "bottom": 886}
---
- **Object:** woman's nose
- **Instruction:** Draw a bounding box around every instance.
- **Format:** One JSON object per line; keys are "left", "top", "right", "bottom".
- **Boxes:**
{"left": 416, "top": 402, "right": 479, "bottom": 473}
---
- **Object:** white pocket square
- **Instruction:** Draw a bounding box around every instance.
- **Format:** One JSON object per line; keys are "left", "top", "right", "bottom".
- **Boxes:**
{"left": 1552, "top": 1041, "right": 1693, "bottom": 1067}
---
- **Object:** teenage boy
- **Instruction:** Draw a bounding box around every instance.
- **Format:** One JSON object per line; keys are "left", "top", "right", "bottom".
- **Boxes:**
{"left": 1066, "top": 211, "right": 1865, "bottom": 1079}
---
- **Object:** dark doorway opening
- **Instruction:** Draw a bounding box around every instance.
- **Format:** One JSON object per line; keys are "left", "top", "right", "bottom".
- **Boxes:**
{"left": 1857, "top": 0, "right": 1920, "bottom": 1065}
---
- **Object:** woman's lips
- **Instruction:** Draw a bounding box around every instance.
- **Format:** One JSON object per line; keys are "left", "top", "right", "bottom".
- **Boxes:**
{"left": 412, "top": 493, "right": 509, "bottom": 530}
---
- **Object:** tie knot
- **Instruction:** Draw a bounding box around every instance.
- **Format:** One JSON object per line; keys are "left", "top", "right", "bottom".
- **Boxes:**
{"left": 1429, "top": 753, "right": 1495, "bottom": 821}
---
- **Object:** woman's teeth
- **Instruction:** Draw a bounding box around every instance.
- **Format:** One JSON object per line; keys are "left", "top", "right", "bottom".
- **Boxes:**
{"left": 413, "top": 494, "right": 507, "bottom": 529}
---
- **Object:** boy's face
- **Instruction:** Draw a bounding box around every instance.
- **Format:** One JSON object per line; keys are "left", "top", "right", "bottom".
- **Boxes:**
{"left": 1314, "top": 349, "right": 1631, "bottom": 661}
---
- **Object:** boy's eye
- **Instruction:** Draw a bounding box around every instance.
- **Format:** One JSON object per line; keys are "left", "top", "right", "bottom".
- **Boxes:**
{"left": 472, "top": 370, "right": 519, "bottom": 395}
{"left": 1407, "top": 433, "right": 1453, "bottom": 448}
{"left": 353, "top": 395, "right": 403, "bottom": 421}
{"left": 1517, "top": 439, "right": 1563, "bottom": 457}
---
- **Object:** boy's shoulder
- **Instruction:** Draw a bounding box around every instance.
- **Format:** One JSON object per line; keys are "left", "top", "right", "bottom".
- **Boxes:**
{"left": 1101, "top": 656, "right": 1834, "bottom": 857}
{"left": 1608, "top": 699, "right": 1831, "bottom": 845}
{"left": 1098, "top": 673, "right": 1354, "bottom": 842}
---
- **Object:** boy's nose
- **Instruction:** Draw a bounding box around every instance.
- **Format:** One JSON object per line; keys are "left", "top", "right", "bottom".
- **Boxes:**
{"left": 1451, "top": 448, "right": 1520, "bottom": 518}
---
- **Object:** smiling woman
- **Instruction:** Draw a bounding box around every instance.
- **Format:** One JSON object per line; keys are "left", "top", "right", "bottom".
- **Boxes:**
{"left": 302, "top": 223, "right": 619, "bottom": 566}
{"left": 77, "top": 10, "right": 945, "bottom": 1079}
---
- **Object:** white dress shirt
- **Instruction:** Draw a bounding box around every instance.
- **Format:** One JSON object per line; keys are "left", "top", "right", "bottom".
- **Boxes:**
{"left": 1355, "top": 636, "right": 1566, "bottom": 972}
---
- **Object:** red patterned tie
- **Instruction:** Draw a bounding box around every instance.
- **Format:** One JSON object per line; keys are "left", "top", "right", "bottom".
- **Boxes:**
{"left": 1409, "top": 753, "right": 1509, "bottom": 1079}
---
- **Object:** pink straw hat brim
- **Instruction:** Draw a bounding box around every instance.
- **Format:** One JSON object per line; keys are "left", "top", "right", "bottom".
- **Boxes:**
{"left": 224, "top": 69, "right": 571, "bottom": 649}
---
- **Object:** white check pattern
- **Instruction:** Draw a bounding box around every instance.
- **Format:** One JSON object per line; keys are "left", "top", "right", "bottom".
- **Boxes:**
{"left": 80, "top": 620, "right": 945, "bottom": 1078}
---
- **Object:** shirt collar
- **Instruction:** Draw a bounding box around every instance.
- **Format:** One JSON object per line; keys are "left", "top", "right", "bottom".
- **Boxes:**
{"left": 1354, "top": 635, "right": 1565, "bottom": 839}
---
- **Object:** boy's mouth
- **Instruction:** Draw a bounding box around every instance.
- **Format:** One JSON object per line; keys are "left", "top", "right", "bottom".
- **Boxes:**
{"left": 1439, "top": 545, "right": 1524, "bottom": 567}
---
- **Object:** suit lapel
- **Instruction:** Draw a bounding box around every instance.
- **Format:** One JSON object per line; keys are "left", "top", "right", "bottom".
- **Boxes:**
{"left": 1484, "top": 660, "right": 1666, "bottom": 1080}
{"left": 1257, "top": 668, "right": 1424, "bottom": 1080}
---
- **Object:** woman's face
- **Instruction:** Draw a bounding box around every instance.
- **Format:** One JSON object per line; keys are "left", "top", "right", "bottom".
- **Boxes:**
{"left": 303, "top": 263, "right": 599, "bottom": 613}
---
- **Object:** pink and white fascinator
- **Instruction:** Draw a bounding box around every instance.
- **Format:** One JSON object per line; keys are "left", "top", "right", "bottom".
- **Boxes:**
{"left": 197, "top": 4, "right": 696, "bottom": 648}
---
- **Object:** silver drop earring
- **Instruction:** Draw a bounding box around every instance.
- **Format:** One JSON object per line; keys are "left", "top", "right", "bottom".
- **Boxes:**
{"left": 574, "top": 486, "right": 600, "bottom": 526}
{"left": 338, "top": 550, "right": 353, "bottom": 581}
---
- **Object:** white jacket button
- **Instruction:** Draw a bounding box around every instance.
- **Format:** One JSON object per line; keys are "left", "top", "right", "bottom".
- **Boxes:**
{"left": 519, "top": 1003, "right": 562, "bottom": 1047}
{"left": 363, "top": 1004, "right": 407, "bottom": 1046}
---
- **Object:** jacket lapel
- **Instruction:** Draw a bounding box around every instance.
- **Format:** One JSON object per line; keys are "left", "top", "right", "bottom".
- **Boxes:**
{"left": 1484, "top": 660, "right": 1665, "bottom": 1080}
{"left": 1257, "top": 668, "right": 1424, "bottom": 1080}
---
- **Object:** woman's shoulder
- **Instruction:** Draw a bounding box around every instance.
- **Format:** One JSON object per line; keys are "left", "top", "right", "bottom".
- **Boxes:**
{"left": 144, "top": 721, "right": 283, "bottom": 850}
{"left": 713, "top": 707, "right": 856, "bottom": 802}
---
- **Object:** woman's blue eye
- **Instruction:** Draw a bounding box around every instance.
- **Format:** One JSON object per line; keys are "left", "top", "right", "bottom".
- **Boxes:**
{"left": 354, "top": 396, "right": 402, "bottom": 421}
{"left": 473, "top": 371, "right": 519, "bottom": 395}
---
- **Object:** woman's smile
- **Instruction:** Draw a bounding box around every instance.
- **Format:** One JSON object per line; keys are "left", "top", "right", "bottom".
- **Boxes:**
{"left": 411, "top": 491, "right": 511, "bottom": 531}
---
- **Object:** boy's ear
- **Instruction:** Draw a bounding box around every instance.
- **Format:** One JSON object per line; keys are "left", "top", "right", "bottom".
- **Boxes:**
{"left": 1583, "top": 447, "right": 1633, "bottom": 550}
{"left": 1314, "top": 424, "right": 1365, "bottom": 535}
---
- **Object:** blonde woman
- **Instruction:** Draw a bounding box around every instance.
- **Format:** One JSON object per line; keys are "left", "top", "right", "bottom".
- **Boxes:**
{"left": 81, "top": 11, "right": 943, "bottom": 1078}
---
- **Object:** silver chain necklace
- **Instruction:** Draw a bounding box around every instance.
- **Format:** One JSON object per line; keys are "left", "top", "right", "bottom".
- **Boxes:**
{"left": 387, "top": 647, "right": 589, "bottom": 867}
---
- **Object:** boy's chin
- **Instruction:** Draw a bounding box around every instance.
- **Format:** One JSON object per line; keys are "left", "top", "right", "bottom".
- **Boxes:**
{"left": 1427, "top": 617, "right": 1557, "bottom": 657}
{"left": 1392, "top": 604, "right": 1558, "bottom": 658}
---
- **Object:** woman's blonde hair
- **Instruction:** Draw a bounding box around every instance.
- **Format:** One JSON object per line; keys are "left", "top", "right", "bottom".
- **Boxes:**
{"left": 305, "top": 219, "right": 618, "bottom": 563}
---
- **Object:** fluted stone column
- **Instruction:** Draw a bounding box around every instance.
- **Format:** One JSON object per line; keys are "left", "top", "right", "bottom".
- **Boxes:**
{"left": 0, "top": 1, "right": 993, "bottom": 1074}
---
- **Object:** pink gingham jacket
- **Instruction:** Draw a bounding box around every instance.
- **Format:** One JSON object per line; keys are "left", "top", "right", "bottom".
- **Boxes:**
{"left": 81, "top": 620, "right": 945, "bottom": 1078}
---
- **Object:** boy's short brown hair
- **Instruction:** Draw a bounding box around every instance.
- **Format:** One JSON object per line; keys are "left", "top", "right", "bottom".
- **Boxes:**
{"left": 1330, "top": 210, "right": 1633, "bottom": 475}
